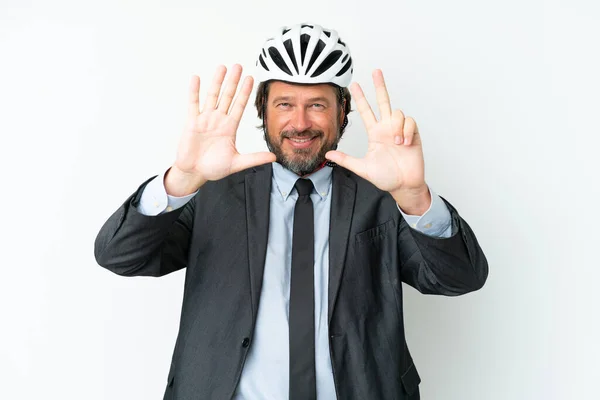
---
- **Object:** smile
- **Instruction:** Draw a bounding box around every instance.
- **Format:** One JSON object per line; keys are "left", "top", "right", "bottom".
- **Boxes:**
{"left": 289, "top": 137, "right": 314, "bottom": 143}
{"left": 284, "top": 136, "right": 319, "bottom": 149}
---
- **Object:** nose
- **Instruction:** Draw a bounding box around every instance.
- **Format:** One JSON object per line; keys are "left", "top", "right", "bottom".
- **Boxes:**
{"left": 290, "top": 108, "right": 312, "bottom": 132}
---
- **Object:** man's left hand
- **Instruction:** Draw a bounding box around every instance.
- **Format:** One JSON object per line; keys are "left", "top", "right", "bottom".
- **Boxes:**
{"left": 325, "top": 69, "right": 431, "bottom": 215}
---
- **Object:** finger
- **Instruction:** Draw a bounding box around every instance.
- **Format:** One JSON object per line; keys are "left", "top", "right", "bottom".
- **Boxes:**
{"left": 217, "top": 64, "right": 243, "bottom": 113}
{"left": 188, "top": 75, "right": 200, "bottom": 117}
{"left": 392, "top": 109, "right": 406, "bottom": 145}
{"left": 325, "top": 150, "right": 367, "bottom": 179}
{"left": 231, "top": 151, "right": 277, "bottom": 173}
{"left": 229, "top": 76, "right": 255, "bottom": 122}
{"left": 403, "top": 117, "right": 419, "bottom": 146}
{"left": 202, "top": 65, "right": 227, "bottom": 111}
{"left": 373, "top": 69, "right": 392, "bottom": 120}
{"left": 349, "top": 82, "right": 377, "bottom": 130}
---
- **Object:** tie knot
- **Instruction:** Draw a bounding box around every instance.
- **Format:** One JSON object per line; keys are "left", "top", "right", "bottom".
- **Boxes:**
{"left": 294, "top": 179, "right": 314, "bottom": 197}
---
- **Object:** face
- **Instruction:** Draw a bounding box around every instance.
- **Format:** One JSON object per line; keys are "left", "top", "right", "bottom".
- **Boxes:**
{"left": 264, "top": 81, "right": 343, "bottom": 176}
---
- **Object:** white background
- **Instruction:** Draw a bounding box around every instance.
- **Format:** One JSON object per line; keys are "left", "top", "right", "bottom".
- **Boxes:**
{"left": 1, "top": 0, "right": 599, "bottom": 399}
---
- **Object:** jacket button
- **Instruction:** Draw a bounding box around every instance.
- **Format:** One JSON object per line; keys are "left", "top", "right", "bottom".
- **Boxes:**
{"left": 242, "top": 338, "right": 250, "bottom": 348}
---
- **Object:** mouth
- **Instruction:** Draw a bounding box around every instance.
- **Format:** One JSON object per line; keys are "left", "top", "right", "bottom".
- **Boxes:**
{"left": 284, "top": 135, "right": 319, "bottom": 149}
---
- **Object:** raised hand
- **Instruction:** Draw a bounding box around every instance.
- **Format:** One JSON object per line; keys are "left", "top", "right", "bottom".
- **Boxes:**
{"left": 166, "top": 65, "right": 276, "bottom": 196}
{"left": 325, "top": 69, "right": 431, "bottom": 214}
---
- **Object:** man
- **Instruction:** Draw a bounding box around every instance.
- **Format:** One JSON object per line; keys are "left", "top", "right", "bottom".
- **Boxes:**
{"left": 95, "top": 23, "right": 488, "bottom": 400}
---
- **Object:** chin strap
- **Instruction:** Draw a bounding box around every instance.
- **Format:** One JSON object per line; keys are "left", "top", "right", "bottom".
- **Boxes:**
{"left": 300, "top": 160, "right": 337, "bottom": 177}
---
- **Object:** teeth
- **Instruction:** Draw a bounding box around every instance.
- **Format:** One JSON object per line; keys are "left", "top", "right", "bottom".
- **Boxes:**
{"left": 290, "top": 138, "right": 313, "bottom": 143}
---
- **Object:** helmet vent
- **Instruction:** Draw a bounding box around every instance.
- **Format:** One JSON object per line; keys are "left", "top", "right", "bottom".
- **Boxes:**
{"left": 259, "top": 54, "right": 269, "bottom": 71}
{"left": 336, "top": 57, "right": 352, "bottom": 77}
{"left": 283, "top": 39, "right": 299, "bottom": 74}
{"left": 300, "top": 33, "right": 310, "bottom": 65}
{"left": 311, "top": 50, "right": 342, "bottom": 77}
{"left": 306, "top": 39, "right": 326, "bottom": 74}
{"left": 268, "top": 47, "right": 293, "bottom": 76}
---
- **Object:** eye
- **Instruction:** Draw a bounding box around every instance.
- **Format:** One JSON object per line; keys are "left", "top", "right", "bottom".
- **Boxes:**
{"left": 276, "top": 102, "right": 291, "bottom": 108}
{"left": 310, "top": 103, "right": 325, "bottom": 109}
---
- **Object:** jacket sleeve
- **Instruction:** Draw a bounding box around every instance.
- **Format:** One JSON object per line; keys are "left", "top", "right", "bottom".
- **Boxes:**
{"left": 94, "top": 176, "right": 195, "bottom": 277}
{"left": 398, "top": 197, "right": 488, "bottom": 295}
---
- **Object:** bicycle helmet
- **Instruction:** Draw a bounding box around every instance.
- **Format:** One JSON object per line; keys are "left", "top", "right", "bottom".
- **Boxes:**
{"left": 255, "top": 23, "right": 353, "bottom": 87}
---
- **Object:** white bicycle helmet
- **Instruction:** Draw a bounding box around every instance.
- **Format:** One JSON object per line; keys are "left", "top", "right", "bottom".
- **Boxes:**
{"left": 255, "top": 23, "right": 353, "bottom": 87}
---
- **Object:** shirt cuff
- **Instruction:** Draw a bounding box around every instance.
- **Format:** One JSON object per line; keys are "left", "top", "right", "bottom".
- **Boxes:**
{"left": 397, "top": 187, "right": 453, "bottom": 238}
{"left": 137, "top": 169, "right": 197, "bottom": 216}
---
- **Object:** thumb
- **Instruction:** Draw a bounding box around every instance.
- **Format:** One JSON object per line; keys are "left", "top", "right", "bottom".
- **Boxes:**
{"left": 231, "top": 152, "right": 277, "bottom": 173}
{"left": 325, "top": 150, "right": 366, "bottom": 179}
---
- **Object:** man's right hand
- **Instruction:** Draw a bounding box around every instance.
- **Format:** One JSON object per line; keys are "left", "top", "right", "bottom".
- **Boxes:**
{"left": 164, "top": 64, "right": 276, "bottom": 197}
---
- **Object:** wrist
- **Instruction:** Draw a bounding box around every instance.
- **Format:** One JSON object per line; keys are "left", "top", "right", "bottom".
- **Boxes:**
{"left": 164, "top": 166, "right": 206, "bottom": 197}
{"left": 391, "top": 184, "right": 431, "bottom": 216}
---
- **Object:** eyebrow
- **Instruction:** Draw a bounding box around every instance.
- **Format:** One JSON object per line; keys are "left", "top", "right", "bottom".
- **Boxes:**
{"left": 271, "top": 96, "right": 332, "bottom": 105}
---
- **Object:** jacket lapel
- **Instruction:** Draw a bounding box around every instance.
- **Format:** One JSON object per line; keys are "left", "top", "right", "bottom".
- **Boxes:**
{"left": 328, "top": 167, "right": 356, "bottom": 323}
{"left": 245, "top": 163, "right": 273, "bottom": 320}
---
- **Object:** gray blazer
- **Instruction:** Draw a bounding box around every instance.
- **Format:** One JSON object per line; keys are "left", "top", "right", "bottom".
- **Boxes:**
{"left": 94, "top": 163, "right": 488, "bottom": 400}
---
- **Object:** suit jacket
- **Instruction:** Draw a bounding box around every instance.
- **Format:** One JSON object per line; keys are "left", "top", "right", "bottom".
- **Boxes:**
{"left": 94, "top": 163, "right": 488, "bottom": 400}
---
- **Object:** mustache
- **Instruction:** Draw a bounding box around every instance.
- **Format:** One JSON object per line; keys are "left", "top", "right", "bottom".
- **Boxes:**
{"left": 280, "top": 129, "right": 324, "bottom": 139}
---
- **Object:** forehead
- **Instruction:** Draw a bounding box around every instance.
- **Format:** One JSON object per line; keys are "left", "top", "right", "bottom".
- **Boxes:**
{"left": 268, "top": 81, "right": 337, "bottom": 100}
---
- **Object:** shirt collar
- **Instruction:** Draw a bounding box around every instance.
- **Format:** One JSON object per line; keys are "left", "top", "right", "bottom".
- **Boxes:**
{"left": 272, "top": 162, "right": 332, "bottom": 201}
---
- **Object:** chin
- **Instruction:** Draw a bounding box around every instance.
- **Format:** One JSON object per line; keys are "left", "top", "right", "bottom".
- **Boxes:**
{"left": 280, "top": 153, "right": 324, "bottom": 174}
{"left": 288, "top": 148, "right": 318, "bottom": 162}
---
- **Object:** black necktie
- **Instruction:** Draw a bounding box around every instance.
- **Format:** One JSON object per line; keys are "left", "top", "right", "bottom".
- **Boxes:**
{"left": 289, "top": 178, "right": 317, "bottom": 400}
